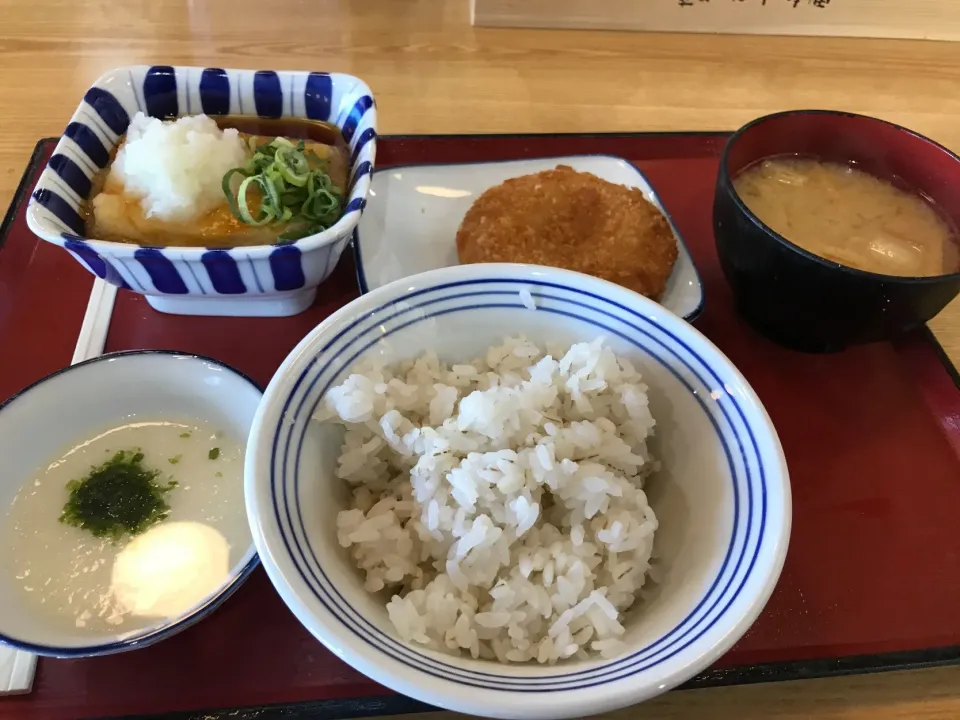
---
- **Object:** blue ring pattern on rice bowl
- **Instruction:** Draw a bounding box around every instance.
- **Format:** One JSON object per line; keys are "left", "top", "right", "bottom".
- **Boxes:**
{"left": 264, "top": 277, "right": 769, "bottom": 691}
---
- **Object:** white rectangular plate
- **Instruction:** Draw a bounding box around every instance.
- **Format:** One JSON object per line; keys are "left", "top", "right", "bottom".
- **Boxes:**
{"left": 354, "top": 155, "right": 704, "bottom": 320}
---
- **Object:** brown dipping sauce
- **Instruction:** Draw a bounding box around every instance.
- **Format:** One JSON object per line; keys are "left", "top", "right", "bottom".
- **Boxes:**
{"left": 734, "top": 156, "right": 960, "bottom": 278}
{"left": 82, "top": 116, "right": 349, "bottom": 248}
{"left": 212, "top": 116, "right": 347, "bottom": 148}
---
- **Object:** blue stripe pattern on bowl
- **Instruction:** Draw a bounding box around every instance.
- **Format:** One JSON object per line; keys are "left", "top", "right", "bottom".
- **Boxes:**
{"left": 267, "top": 277, "right": 767, "bottom": 691}
{"left": 26, "top": 65, "right": 377, "bottom": 303}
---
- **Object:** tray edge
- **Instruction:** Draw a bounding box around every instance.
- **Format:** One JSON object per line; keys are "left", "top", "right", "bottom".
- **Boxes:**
{"left": 0, "top": 138, "right": 49, "bottom": 253}
{"left": 114, "top": 645, "right": 960, "bottom": 720}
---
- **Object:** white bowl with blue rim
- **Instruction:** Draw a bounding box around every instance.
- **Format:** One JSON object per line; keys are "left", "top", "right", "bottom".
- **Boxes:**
{"left": 0, "top": 351, "right": 261, "bottom": 657}
{"left": 354, "top": 155, "right": 704, "bottom": 320}
{"left": 25, "top": 65, "right": 377, "bottom": 318}
{"left": 245, "top": 263, "right": 791, "bottom": 719}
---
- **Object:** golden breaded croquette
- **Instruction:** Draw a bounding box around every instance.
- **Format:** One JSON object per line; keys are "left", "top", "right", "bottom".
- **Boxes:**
{"left": 455, "top": 166, "right": 678, "bottom": 299}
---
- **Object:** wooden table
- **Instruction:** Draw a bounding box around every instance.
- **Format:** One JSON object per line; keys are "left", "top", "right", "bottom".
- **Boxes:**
{"left": 1, "top": 0, "right": 959, "bottom": 717}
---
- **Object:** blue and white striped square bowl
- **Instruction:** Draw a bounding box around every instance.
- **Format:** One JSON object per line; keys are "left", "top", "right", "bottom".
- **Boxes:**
{"left": 26, "top": 65, "right": 377, "bottom": 317}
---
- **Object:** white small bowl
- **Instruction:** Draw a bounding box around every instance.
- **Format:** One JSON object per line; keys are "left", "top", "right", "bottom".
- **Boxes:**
{"left": 26, "top": 65, "right": 377, "bottom": 318}
{"left": 245, "top": 263, "right": 791, "bottom": 719}
{"left": 0, "top": 351, "right": 262, "bottom": 657}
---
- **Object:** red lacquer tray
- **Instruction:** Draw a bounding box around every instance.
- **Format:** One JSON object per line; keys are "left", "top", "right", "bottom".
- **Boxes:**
{"left": 2, "top": 134, "right": 960, "bottom": 720}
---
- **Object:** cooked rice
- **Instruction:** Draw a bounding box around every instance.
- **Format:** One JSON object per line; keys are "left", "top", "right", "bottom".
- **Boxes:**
{"left": 317, "top": 336, "right": 659, "bottom": 664}
{"left": 518, "top": 288, "right": 537, "bottom": 311}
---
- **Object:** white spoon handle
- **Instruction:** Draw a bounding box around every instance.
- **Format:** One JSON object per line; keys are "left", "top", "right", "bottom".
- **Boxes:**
{"left": 72, "top": 278, "right": 118, "bottom": 364}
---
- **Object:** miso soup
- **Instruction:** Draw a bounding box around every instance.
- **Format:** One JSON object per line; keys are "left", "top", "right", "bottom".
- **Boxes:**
{"left": 734, "top": 157, "right": 960, "bottom": 277}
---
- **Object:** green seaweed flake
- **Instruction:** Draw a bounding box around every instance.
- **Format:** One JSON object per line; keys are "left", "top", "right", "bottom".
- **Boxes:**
{"left": 59, "top": 449, "right": 177, "bottom": 541}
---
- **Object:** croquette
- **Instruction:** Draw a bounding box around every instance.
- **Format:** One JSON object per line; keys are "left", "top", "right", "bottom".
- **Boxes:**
{"left": 455, "top": 165, "right": 678, "bottom": 299}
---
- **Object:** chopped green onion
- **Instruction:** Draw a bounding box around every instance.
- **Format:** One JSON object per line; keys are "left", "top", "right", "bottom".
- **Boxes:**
{"left": 222, "top": 168, "right": 249, "bottom": 223}
{"left": 276, "top": 146, "right": 310, "bottom": 187}
{"left": 237, "top": 176, "right": 275, "bottom": 226}
{"left": 222, "top": 137, "right": 343, "bottom": 243}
